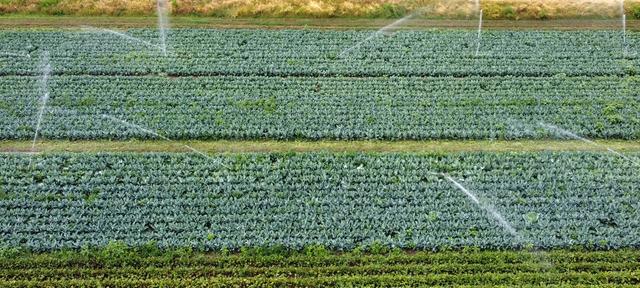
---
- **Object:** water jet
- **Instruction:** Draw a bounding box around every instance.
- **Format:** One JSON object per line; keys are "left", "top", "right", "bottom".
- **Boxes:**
{"left": 157, "top": 0, "right": 169, "bottom": 57}
{"left": 338, "top": 9, "right": 424, "bottom": 58}
{"left": 28, "top": 52, "right": 51, "bottom": 167}
{"left": 81, "top": 25, "right": 164, "bottom": 52}
{"left": 101, "top": 114, "right": 229, "bottom": 168}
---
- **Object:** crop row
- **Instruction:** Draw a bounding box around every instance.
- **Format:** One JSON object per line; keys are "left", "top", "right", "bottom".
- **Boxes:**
{"left": 0, "top": 248, "right": 639, "bottom": 287}
{"left": 5, "top": 273, "right": 639, "bottom": 287}
{"left": 0, "top": 29, "right": 638, "bottom": 77}
{"left": 4, "top": 246, "right": 638, "bottom": 269}
{"left": 0, "top": 152, "right": 638, "bottom": 251}
{"left": 1, "top": 75, "right": 638, "bottom": 140}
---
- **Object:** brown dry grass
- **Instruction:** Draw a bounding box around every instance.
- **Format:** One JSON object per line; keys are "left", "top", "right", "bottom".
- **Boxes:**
{"left": 483, "top": 0, "right": 632, "bottom": 20}
{"left": 1, "top": 0, "right": 639, "bottom": 19}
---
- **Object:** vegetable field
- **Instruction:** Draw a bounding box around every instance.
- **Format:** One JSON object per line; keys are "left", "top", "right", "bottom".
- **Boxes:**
{"left": 1, "top": 152, "right": 638, "bottom": 251}
{"left": 0, "top": 75, "right": 638, "bottom": 140}
{"left": 1, "top": 22, "right": 639, "bottom": 287}
{"left": 0, "top": 30, "right": 639, "bottom": 77}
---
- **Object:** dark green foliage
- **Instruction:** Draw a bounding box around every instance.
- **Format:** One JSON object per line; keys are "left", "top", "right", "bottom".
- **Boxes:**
{"left": 1, "top": 30, "right": 639, "bottom": 77}
{"left": 633, "top": 4, "right": 640, "bottom": 19}
{"left": 502, "top": 5, "right": 517, "bottom": 20}
{"left": 77, "top": 96, "right": 96, "bottom": 107}
{"left": 1, "top": 76, "right": 638, "bottom": 140}
{"left": 0, "top": 152, "right": 638, "bottom": 251}
{"left": 99, "top": 241, "right": 136, "bottom": 267}
{"left": 370, "top": 3, "right": 408, "bottom": 18}
{"left": 0, "top": 248, "right": 639, "bottom": 287}
{"left": 37, "top": 0, "right": 60, "bottom": 9}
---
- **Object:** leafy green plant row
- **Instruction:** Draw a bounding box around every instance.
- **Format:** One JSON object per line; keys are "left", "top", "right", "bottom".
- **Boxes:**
{"left": 1, "top": 29, "right": 638, "bottom": 77}
{"left": 1, "top": 245, "right": 639, "bottom": 287}
{"left": 0, "top": 152, "right": 638, "bottom": 251}
{"left": 4, "top": 274, "right": 639, "bottom": 288}
{"left": 1, "top": 75, "right": 638, "bottom": 140}
{"left": 5, "top": 243, "right": 638, "bottom": 269}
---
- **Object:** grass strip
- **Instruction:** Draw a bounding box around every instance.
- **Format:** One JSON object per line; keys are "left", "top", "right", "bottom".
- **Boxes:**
{"left": 2, "top": 139, "right": 640, "bottom": 154}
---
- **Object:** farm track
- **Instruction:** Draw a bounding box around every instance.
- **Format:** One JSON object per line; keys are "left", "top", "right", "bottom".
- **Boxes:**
{"left": 1, "top": 16, "right": 639, "bottom": 30}
{"left": 2, "top": 139, "right": 640, "bottom": 153}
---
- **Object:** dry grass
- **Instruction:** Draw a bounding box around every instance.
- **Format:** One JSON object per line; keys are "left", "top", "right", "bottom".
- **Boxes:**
{"left": 483, "top": 0, "right": 632, "bottom": 20}
{"left": 1, "top": 0, "right": 639, "bottom": 19}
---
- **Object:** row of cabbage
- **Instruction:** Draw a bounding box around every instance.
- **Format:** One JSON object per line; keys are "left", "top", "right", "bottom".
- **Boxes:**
{"left": 0, "top": 152, "right": 638, "bottom": 251}
{"left": 0, "top": 29, "right": 638, "bottom": 77}
{"left": 1, "top": 75, "right": 638, "bottom": 140}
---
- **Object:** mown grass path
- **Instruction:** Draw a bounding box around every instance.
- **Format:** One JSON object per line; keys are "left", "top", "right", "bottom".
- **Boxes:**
{"left": 2, "top": 140, "right": 640, "bottom": 153}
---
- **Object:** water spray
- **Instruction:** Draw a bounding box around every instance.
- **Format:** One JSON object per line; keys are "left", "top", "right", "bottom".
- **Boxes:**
{"left": 338, "top": 9, "right": 424, "bottom": 58}
{"left": 28, "top": 51, "right": 51, "bottom": 168}
{"left": 157, "top": 0, "right": 169, "bottom": 57}
{"left": 431, "top": 172, "right": 519, "bottom": 238}
{"left": 430, "top": 171, "right": 553, "bottom": 270}
{"left": 81, "top": 25, "right": 164, "bottom": 52}
{"left": 101, "top": 114, "right": 229, "bottom": 168}
{"left": 538, "top": 122, "right": 640, "bottom": 166}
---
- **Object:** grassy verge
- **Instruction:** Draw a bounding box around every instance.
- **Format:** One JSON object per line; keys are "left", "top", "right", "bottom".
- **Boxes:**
{"left": 1, "top": 244, "right": 639, "bottom": 287}
{"left": 2, "top": 139, "right": 640, "bottom": 154}
{"left": 1, "top": 15, "right": 639, "bottom": 30}
{"left": 1, "top": 0, "right": 640, "bottom": 20}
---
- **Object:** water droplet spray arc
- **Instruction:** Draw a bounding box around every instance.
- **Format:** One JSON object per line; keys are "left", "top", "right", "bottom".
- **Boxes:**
{"left": 338, "top": 9, "right": 424, "bottom": 58}
{"left": 28, "top": 51, "right": 51, "bottom": 167}
{"left": 430, "top": 171, "right": 552, "bottom": 269}
{"left": 100, "top": 114, "right": 229, "bottom": 168}
{"left": 431, "top": 172, "right": 519, "bottom": 238}
{"left": 538, "top": 122, "right": 640, "bottom": 166}
{"left": 157, "top": 0, "right": 169, "bottom": 57}
{"left": 80, "top": 25, "right": 164, "bottom": 51}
